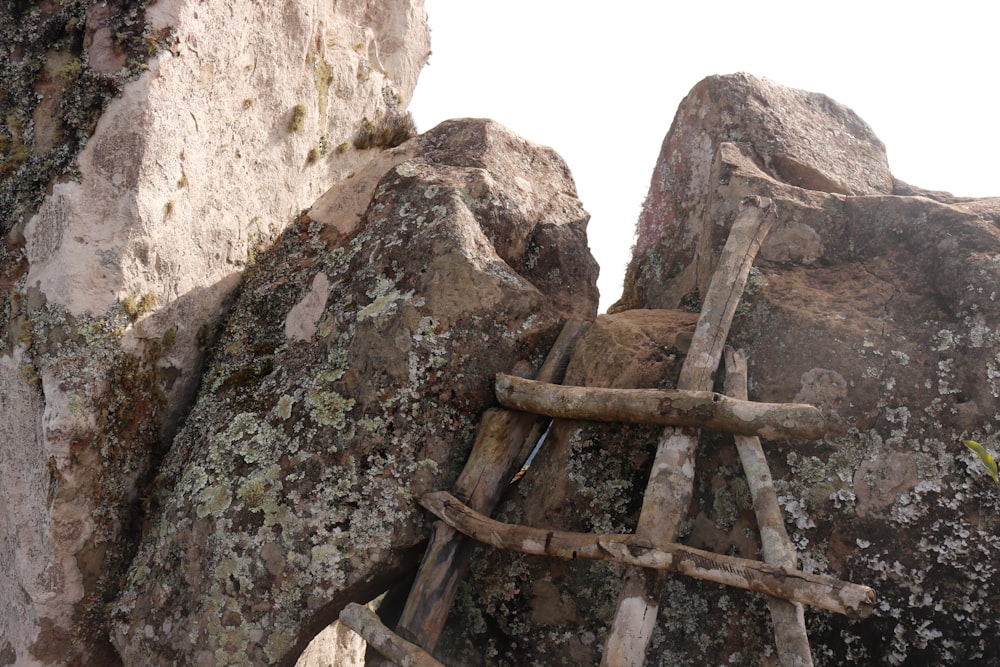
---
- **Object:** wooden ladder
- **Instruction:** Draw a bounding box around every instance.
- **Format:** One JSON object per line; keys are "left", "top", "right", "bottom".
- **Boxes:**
{"left": 340, "top": 196, "right": 876, "bottom": 667}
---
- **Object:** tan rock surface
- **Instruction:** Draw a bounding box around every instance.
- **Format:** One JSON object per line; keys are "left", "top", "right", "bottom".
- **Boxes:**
{"left": 615, "top": 72, "right": 893, "bottom": 313}
{"left": 0, "top": 1, "right": 428, "bottom": 664}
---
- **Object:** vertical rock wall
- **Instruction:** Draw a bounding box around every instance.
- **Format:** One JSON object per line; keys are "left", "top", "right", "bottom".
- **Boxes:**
{"left": 0, "top": 1, "right": 429, "bottom": 664}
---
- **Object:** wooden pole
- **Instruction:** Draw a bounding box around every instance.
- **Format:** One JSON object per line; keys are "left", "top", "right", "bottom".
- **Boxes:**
{"left": 725, "top": 347, "right": 815, "bottom": 666}
{"left": 419, "top": 491, "right": 875, "bottom": 619}
{"left": 604, "top": 196, "right": 778, "bottom": 666}
{"left": 495, "top": 374, "right": 825, "bottom": 440}
{"left": 339, "top": 603, "right": 446, "bottom": 667}
{"left": 394, "top": 320, "right": 591, "bottom": 652}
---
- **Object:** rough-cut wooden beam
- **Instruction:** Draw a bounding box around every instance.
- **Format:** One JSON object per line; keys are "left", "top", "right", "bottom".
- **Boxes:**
{"left": 339, "top": 603, "right": 445, "bottom": 667}
{"left": 725, "top": 347, "right": 815, "bottom": 667}
{"left": 495, "top": 374, "right": 825, "bottom": 440}
{"left": 420, "top": 491, "right": 875, "bottom": 619}
{"left": 394, "top": 320, "right": 591, "bottom": 653}
{"left": 605, "top": 196, "right": 778, "bottom": 667}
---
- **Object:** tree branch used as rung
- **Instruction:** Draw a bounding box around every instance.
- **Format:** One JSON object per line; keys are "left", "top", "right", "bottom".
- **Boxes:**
{"left": 420, "top": 491, "right": 875, "bottom": 619}
{"left": 340, "top": 603, "right": 446, "bottom": 667}
{"left": 495, "top": 374, "right": 826, "bottom": 440}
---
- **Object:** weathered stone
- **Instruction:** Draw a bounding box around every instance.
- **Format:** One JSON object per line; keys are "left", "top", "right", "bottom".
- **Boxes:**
{"left": 109, "top": 118, "right": 598, "bottom": 666}
{"left": 442, "top": 75, "right": 1000, "bottom": 666}
{"left": 614, "top": 72, "right": 893, "bottom": 313}
{"left": 0, "top": 1, "right": 429, "bottom": 664}
{"left": 294, "top": 621, "right": 366, "bottom": 667}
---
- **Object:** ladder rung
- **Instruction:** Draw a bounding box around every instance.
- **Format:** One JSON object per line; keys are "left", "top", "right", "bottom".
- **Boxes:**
{"left": 340, "top": 603, "right": 445, "bottom": 667}
{"left": 495, "top": 374, "right": 826, "bottom": 440}
{"left": 420, "top": 490, "right": 875, "bottom": 619}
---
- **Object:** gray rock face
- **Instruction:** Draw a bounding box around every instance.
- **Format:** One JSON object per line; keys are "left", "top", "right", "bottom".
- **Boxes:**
{"left": 110, "top": 118, "right": 598, "bottom": 666}
{"left": 439, "top": 75, "right": 1000, "bottom": 666}
{"left": 0, "top": 1, "right": 429, "bottom": 664}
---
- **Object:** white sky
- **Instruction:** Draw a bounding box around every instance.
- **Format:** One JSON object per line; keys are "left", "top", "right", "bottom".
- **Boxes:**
{"left": 409, "top": 1, "right": 1000, "bottom": 311}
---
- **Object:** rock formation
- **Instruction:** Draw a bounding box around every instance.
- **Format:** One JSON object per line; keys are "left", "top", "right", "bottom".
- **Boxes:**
{"left": 437, "top": 74, "right": 1000, "bottom": 666}
{"left": 0, "top": 1, "right": 429, "bottom": 663}
{"left": 4, "top": 4, "right": 999, "bottom": 665}
{"left": 109, "top": 117, "right": 598, "bottom": 665}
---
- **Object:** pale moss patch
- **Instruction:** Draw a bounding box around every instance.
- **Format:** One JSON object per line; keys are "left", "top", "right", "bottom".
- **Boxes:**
{"left": 305, "top": 346, "right": 355, "bottom": 428}
{"left": 209, "top": 412, "right": 285, "bottom": 467}
{"left": 276, "top": 394, "right": 295, "bottom": 420}
{"left": 357, "top": 415, "right": 385, "bottom": 433}
{"left": 262, "top": 495, "right": 297, "bottom": 531}
{"left": 306, "top": 388, "right": 355, "bottom": 429}
{"left": 310, "top": 543, "right": 339, "bottom": 566}
{"left": 417, "top": 458, "right": 440, "bottom": 474}
{"left": 316, "top": 312, "right": 336, "bottom": 338}
{"left": 215, "top": 553, "right": 242, "bottom": 581}
{"left": 357, "top": 275, "right": 415, "bottom": 321}
{"left": 265, "top": 627, "right": 296, "bottom": 664}
{"left": 197, "top": 485, "right": 232, "bottom": 518}
{"left": 326, "top": 345, "right": 348, "bottom": 369}
{"left": 180, "top": 465, "right": 209, "bottom": 495}
{"left": 236, "top": 476, "right": 268, "bottom": 507}
{"left": 415, "top": 316, "right": 440, "bottom": 337}
{"left": 216, "top": 412, "right": 258, "bottom": 446}
{"left": 395, "top": 161, "right": 418, "bottom": 177}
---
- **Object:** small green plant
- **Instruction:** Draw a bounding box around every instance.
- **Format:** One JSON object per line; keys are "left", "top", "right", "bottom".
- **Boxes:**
{"left": 288, "top": 103, "right": 308, "bottom": 132}
{"left": 352, "top": 111, "right": 416, "bottom": 150}
{"left": 306, "top": 146, "right": 320, "bottom": 164}
{"left": 122, "top": 293, "right": 157, "bottom": 320}
{"left": 165, "top": 200, "right": 174, "bottom": 217}
{"left": 964, "top": 440, "right": 1000, "bottom": 488}
{"left": 21, "top": 363, "right": 39, "bottom": 385}
{"left": 1, "top": 113, "right": 30, "bottom": 177}
{"left": 143, "top": 27, "right": 172, "bottom": 56}
{"left": 162, "top": 326, "right": 177, "bottom": 348}
{"left": 59, "top": 57, "right": 83, "bottom": 84}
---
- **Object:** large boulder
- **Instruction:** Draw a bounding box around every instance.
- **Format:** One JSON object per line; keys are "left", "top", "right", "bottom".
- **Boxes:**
{"left": 110, "top": 118, "right": 598, "bottom": 666}
{"left": 440, "top": 74, "right": 1000, "bottom": 666}
{"left": 0, "top": 1, "right": 429, "bottom": 664}
{"left": 614, "top": 72, "right": 894, "bottom": 313}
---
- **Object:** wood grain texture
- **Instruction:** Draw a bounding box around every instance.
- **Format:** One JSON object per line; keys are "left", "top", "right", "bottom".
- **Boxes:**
{"left": 495, "top": 374, "right": 825, "bottom": 440}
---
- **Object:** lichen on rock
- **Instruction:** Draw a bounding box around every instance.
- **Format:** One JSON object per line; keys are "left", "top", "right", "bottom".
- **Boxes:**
{"left": 440, "top": 75, "right": 1000, "bottom": 666}
{"left": 110, "top": 118, "right": 598, "bottom": 665}
{"left": 1, "top": 1, "right": 431, "bottom": 664}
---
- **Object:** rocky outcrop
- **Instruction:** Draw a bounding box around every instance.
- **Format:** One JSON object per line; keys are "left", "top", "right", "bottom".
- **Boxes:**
{"left": 0, "top": 1, "right": 429, "bottom": 664}
{"left": 7, "top": 10, "right": 998, "bottom": 663}
{"left": 614, "top": 72, "right": 894, "bottom": 313}
{"left": 440, "top": 74, "right": 1000, "bottom": 666}
{"left": 109, "top": 118, "right": 598, "bottom": 665}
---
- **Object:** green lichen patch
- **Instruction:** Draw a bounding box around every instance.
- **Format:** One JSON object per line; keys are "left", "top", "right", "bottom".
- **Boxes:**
{"left": 305, "top": 386, "right": 355, "bottom": 429}
{"left": 112, "top": 121, "right": 599, "bottom": 664}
